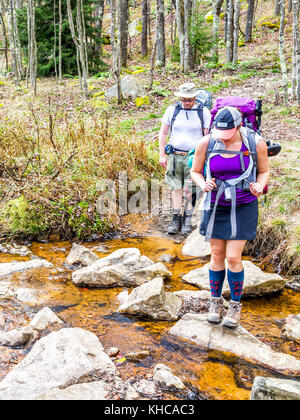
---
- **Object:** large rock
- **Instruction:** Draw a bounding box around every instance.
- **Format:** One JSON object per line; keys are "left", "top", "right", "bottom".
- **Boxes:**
{"left": 182, "top": 228, "right": 211, "bottom": 257}
{"left": 105, "top": 75, "right": 146, "bottom": 99}
{"left": 173, "top": 289, "right": 228, "bottom": 316}
{"left": 30, "top": 307, "right": 64, "bottom": 331}
{"left": 0, "top": 259, "right": 53, "bottom": 278}
{"left": 168, "top": 314, "right": 300, "bottom": 375}
{"left": 117, "top": 277, "right": 182, "bottom": 321}
{"left": 182, "top": 260, "right": 286, "bottom": 297}
{"left": 0, "top": 328, "right": 117, "bottom": 400}
{"left": 0, "top": 326, "right": 34, "bottom": 347}
{"left": 153, "top": 364, "right": 185, "bottom": 390}
{"left": 71, "top": 248, "right": 172, "bottom": 288}
{"left": 65, "top": 243, "right": 99, "bottom": 267}
{"left": 281, "top": 314, "right": 300, "bottom": 341}
{"left": 34, "top": 381, "right": 110, "bottom": 400}
{"left": 251, "top": 377, "right": 300, "bottom": 400}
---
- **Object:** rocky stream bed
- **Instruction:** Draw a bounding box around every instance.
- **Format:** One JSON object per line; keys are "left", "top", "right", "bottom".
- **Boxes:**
{"left": 0, "top": 229, "right": 299, "bottom": 400}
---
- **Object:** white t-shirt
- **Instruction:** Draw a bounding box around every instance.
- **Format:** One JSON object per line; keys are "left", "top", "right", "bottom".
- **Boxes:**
{"left": 161, "top": 103, "right": 212, "bottom": 151}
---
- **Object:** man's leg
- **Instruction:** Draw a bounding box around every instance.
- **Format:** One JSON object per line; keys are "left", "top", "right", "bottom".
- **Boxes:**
{"left": 168, "top": 189, "right": 183, "bottom": 234}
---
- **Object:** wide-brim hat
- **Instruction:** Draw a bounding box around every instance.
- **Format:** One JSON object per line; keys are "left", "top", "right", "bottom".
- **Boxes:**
{"left": 174, "top": 82, "right": 199, "bottom": 98}
{"left": 212, "top": 106, "right": 242, "bottom": 139}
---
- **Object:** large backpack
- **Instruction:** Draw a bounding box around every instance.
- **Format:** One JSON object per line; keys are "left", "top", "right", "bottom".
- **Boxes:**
{"left": 188, "top": 96, "right": 281, "bottom": 168}
{"left": 210, "top": 96, "right": 262, "bottom": 133}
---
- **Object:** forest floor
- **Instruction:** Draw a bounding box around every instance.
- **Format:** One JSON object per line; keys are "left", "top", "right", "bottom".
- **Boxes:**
{"left": 0, "top": 4, "right": 299, "bottom": 275}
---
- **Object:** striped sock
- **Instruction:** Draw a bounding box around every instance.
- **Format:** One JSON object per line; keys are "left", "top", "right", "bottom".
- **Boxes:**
{"left": 227, "top": 269, "right": 244, "bottom": 302}
{"left": 209, "top": 269, "right": 226, "bottom": 298}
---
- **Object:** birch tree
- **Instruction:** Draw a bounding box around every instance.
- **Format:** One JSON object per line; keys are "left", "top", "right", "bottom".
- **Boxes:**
{"left": 279, "top": 0, "right": 288, "bottom": 103}
{"left": 292, "top": 0, "right": 300, "bottom": 103}
{"left": 232, "top": 0, "right": 240, "bottom": 65}
{"left": 175, "top": 0, "right": 192, "bottom": 72}
{"left": 212, "top": 0, "right": 223, "bottom": 62}
{"left": 111, "top": 0, "right": 122, "bottom": 104}
{"left": 225, "top": 0, "right": 234, "bottom": 64}
{"left": 0, "top": 0, "right": 8, "bottom": 71}
{"left": 27, "top": 0, "right": 37, "bottom": 93}
{"left": 66, "top": 0, "right": 88, "bottom": 97}
{"left": 176, "top": 0, "right": 185, "bottom": 70}
{"left": 58, "top": 0, "right": 62, "bottom": 83}
{"left": 156, "top": 0, "right": 165, "bottom": 67}
{"left": 7, "top": 0, "right": 23, "bottom": 82}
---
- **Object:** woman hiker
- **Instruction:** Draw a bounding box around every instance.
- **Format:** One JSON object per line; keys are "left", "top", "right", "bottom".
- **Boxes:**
{"left": 191, "top": 106, "right": 270, "bottom": 328}
{"left": 159, "top": 83, "right": 211, "bottom": 235}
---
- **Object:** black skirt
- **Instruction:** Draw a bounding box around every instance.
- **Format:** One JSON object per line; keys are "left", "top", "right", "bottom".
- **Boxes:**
{"left": 200, "top": 199, "right": 258, "bottom": 240}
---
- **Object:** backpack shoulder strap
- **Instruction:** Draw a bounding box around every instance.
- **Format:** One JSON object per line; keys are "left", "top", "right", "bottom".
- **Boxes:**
{"left": 196, "top": 102, "right": 205, "bottom": 136}
{"left": 245, "top": 127, "right": 258, "bottom": 164}
{"left": 205, "top": 134, "right": 217, "bottom": 161}
{"left": 170, "top": 102, "right": 182, "bottom": 131}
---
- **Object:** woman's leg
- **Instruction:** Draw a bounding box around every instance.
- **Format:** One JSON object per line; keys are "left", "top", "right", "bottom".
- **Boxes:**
{"left": 207, "top": 239, "right": 226, "bottom": 323}
{"left": 209, "top": 239, "right": 226, "bottom": 297}
{"left": 223, "top": 240, "right": 247, "bottom": 328}
{"left": 226, "top": 240, "right": 246, "bottom": 302}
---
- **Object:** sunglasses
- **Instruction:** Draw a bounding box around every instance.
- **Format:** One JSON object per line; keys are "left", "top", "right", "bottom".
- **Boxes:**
{"left": 181, "top": 97, "right": 196, "bottom": 103}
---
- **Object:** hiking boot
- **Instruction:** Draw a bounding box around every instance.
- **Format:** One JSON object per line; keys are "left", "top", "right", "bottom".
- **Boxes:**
{"left": 222, "top": 300, "right": 242, "bottom": 328}
{"left": 167, "top": 214, "right": 182, "bottom": 235}
{"left": 181, "top": 214, "right": 193, "bottom": 236}
{"left": 207, "top": 297, "right": 223, "bottom": 324}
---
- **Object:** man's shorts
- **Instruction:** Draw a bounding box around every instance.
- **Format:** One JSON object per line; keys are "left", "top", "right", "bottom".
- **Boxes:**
{"left": 165, "top": 154, "right": 193, "bottom": 191}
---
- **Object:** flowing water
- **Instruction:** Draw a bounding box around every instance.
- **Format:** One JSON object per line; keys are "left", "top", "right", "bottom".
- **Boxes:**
{"left": 0, "top": 235, "right": 299, "bottom": 400}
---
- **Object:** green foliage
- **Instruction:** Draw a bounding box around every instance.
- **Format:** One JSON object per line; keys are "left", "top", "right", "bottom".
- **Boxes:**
{"left": 0, "top": 196, "right": 49, "bottom": 237}
{"left": 17, "top": 0, "right": 105, "bottom": 77}
{"left": 189, "top": 11, "right": 213, "bottom": 65}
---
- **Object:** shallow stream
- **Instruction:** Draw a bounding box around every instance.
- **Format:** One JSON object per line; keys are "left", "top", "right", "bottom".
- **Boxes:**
{"left": 0, "top": 235, "right": 299, "bottom": 400}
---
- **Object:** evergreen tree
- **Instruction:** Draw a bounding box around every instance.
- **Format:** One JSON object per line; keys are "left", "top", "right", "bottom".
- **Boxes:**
{"left": 17, "top": 0, "right": 105, "bottom": 77}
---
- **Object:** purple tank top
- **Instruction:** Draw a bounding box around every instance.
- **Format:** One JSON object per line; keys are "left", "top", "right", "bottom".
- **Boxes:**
{"left": 210, "top": 142, "right": 257, "bottom": 206}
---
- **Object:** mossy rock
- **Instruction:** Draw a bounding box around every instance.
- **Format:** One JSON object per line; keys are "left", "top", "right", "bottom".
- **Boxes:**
{"left": 205, "top": 11, "right": 213, "bottom": 23}
{"left": 257, "top": 16, "right": 286, "bottom": 30}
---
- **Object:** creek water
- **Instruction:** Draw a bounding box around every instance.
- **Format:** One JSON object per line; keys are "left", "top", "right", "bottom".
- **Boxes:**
{"left": 0, "top": 235, "right": 299, "bottom": 400}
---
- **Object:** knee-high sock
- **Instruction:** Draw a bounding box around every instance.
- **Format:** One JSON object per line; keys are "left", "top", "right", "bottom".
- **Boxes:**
{"left": 209, "top": 269, "right": 226, "bottom": 298}
{"left": 227, "top": 269, "right": 244, "bottom": 302}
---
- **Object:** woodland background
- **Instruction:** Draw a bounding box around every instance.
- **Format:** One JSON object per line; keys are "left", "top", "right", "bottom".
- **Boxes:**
{"left": 0, "top": 0, "right": 299, "bottom": 275}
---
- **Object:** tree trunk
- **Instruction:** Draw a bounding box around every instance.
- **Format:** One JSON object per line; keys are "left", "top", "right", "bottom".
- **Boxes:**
{"left": 156, "top": 0, "right": 165, "bottom": 67}
{"left": 245, "top": 0, "right": 255, "bottom": 42}
{"left": 176, "top": 0, "right": 185, "bottom": 71}
{"left": 292, "top": 0, "right": 300, "bottom": 103}
{"left": 111, "top": 0, "right": 122, "bottom": 103}
{"left": 53, "top": 0, "right": 58, "bottom": 82}
{"left": 149, "top": 31, "right": 157, "bottom": 89}
{"left": 7, "top": 0, "right": 23, "bottom": 82}
{"left": 232, "top": 0, "right": 240, "bottom": 65}
{"left": 0, "top": 1, "right": 8, "bottom": 71}
{"left": 95, "top": 0, "right": 105, "bottom": 52}
{"left": 183, "top": 0, "right": 192, "bottom": 72}
{"left": 119, "top": 0, "right": 129, "bottom": 66}
{"left": 66, "top": 0, "right": 88, "bottom": 97}
{"left": 141, "top": 0, "right": 148, "bottom": 56}
{"left": 58, "top": 0, "right": 62, "bottom": 83}
{"left": 212, "top": 0, "right": 224, "bottom": 62}
{"left": 275, "top": 0, "right": 281, "bottom": 16}
{"left": 279, "top": 0, "right": 288, "bottom": 104}
{"left": 225, "top": 0, "right": 234, "bottom": 63}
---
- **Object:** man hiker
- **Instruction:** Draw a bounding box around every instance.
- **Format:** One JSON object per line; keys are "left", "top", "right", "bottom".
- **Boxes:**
{"left": 159, "top": 82, "right": 211, "bottom": 235}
